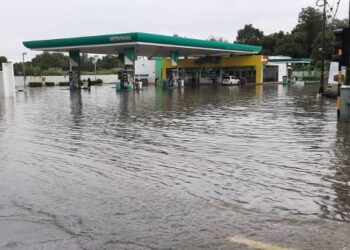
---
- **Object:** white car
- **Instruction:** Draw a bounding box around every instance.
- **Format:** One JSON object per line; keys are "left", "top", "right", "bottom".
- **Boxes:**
{"left": 222, "top": 76, "right": 240, "bottom": 85}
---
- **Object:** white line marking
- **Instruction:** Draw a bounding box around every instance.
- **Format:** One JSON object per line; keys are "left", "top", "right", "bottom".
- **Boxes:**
{"left": 228, "top": 236, "right": 296, "bottom": 250}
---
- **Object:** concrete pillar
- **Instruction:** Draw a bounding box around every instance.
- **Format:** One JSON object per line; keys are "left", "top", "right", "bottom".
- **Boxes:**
{"left": 256, "top": 63, "right": 263, "bottom": 84}
{"left": 0, "top": 63, "right": 16, "bottom": 98}
{"left": 118, "top": 48, "right": 137, "bottom": 90}
{"left": 340, "top": 86, "right": 350, "bottom": 121}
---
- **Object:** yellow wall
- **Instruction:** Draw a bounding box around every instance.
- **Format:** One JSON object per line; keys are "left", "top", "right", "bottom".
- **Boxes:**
{"left": 162, "top": 55, "right": 263, "bottom": 84}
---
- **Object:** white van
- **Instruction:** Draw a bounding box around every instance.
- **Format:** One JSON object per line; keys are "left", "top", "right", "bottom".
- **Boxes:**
{"left": 222, "top": 76, "right": 240, "bottom": 85}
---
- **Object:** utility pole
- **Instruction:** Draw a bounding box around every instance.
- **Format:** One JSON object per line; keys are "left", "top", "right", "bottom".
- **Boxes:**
{"left": 319, "top": 0, "right": 327, "bottom": 95}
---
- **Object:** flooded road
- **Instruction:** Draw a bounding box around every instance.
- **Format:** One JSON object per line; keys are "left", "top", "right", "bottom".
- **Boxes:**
{"left": 0, "top": 84, "right": 350, "bottom": 249}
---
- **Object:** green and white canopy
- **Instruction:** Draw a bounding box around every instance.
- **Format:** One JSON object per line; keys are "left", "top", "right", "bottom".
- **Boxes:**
{"left": 23, "top": 32, "right": 262, "bottom": 57}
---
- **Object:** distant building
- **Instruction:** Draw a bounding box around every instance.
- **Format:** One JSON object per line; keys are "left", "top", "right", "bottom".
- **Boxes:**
{"left": 264, "top": 56, "right": 312, "bottom": 83}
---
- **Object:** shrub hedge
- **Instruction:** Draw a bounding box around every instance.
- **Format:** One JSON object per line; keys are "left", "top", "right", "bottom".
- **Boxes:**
{"left": 29, "top": 82, "right": 43, "bottom": 87}
{"left": 91, "top": 79, "right": 103, "bottom": 85}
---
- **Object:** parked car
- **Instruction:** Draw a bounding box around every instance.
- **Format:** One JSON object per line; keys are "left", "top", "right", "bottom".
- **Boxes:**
{"left": 222, "top": 76, "right": 240, "bottom": 85}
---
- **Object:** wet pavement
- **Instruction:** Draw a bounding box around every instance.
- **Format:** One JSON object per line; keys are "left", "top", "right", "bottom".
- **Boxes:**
{"left": 0, "top": 84, "right": 350, "bottom": 249}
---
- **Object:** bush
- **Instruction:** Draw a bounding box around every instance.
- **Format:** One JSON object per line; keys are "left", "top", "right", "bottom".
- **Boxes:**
{"left": 91, "top": 79, "right": 103, "bottom": 85}
{"left": 301, "top": 76, "right": 320, "bottom": 81}
{"left": 59, "top": 82, "right": 69, "bottom": 86}
{"left": 45, "top": 82, "right": 55, "bottom": 86}
{"left": 29, "top": 82, "right": 42, "bottom": 87}
{"left": 40, "top": 70, "right": 67, "bottom": 76}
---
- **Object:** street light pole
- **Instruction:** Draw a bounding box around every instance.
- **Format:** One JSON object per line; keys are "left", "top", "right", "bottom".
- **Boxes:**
{"left": 22, "top": 52, "right": 27, "bottom": 90}
{"left": 319, "top": 0, "right": 327, "bottom": 95}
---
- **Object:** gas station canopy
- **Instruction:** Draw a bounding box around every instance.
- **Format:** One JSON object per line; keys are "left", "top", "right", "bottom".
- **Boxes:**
{"left": 23, "top": 32, "right": 262, "bottom": 57}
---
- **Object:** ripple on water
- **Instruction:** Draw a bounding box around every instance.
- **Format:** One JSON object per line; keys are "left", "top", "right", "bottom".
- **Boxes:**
{"left": 0, "top": 84, "right": 350, "bottom": 248}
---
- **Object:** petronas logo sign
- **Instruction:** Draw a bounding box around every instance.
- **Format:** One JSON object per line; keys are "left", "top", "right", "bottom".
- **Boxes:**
{"left": 110, "top": 35, "right": 132, "bottom": 42}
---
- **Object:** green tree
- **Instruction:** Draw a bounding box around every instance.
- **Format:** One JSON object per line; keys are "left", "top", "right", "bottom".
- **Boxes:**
{"left": 311, "top": 18, "right": 348, "bottom": 60}
{"left": 235, "top": 24, "right": 264, "bottom": 45}
{"left": 261, "top": 31, "right": 285, "bottom": 55}
{"left": 292, "top": 7, "right": 323, "bottom": 56}
{"left": 98, "top": 55, "right": 119, "bottom": 69}
{"left": 13, "top": 63, "right": 22, "bottom": 75}
{"left": 80, "top": 53, "right": 95, "bottom": 71}
{"left": 0, "top": 56, "right": 8, "bottom": 64}
{"left": 31, "top": 52, "right": 69, "bottom": 70}
{"left": 273, "top": 33, "right": 307, "bottom": 58}
{"left": 207, "top": 35, "right": 228, "bottom": 42}
{"left": 329, "top": 18, "right": 349, "bottom": 30}
{"left": 311, "top": 31, "right": 333, "bottom": 60}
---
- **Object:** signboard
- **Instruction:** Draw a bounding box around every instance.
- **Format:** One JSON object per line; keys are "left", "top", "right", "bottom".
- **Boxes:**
{"left": 124, "top": 48, "right": 136, "bottom": 65}
{"left": 109, "top": 35, "right": 132, "bottom": 42}
{"left": 328, "top": 62, "right": 339, "bottom": 84}
{"left": 170, "top": 51, "right": 179, "bottom": 66}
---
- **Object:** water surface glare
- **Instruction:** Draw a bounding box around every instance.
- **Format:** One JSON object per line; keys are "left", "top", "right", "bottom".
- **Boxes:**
{"left": 1, "top": 84, "right": 350, "bottom": 249}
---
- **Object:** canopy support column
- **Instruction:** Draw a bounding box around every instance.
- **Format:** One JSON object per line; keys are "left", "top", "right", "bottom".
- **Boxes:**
{"left": 118, "top": 48, "right": 136, "bottom": 91}
{"left": 69, "top": 51, "right": 81, "bottom": 90}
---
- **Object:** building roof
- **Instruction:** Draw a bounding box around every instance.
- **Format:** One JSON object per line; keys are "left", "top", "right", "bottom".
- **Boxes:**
{"left": 23, "top": 32, "right": 262, "bottom": 57}
{"left": 268, "top": 57, "right": 312, "bottom": 63}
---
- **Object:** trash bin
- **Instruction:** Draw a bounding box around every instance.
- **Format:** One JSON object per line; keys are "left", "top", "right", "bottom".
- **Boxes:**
{"left": 135, "top": 81, "right": 142, "bottom": 90}
{"left": 282, "top": 76, "right": 288, "bottom": 85}
{"left": 141, "top": 78, "right": 148, "bottom": 87}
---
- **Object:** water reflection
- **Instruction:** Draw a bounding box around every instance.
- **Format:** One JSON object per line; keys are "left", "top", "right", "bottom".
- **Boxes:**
{"left": 255, "top": 84, "right": 263, "bottom": 99}
{"left": 0, "top": 97, "right": 16, "bottom": 123}
{"left": 1, "top": 84, "right": 350, "bottom": 249}
{"left": 69, "top": 90, "right": 83, "bottom": 128}
{"left": 327, "top": 122, "right": 350, "bottom": 222}
{"left": 277, "top": 84, "right": 287, "bottom": 98}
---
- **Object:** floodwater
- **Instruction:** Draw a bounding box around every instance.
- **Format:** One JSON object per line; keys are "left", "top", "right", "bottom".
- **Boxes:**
{"left": 0, "top": 84, "right": 350, "bottom": 250}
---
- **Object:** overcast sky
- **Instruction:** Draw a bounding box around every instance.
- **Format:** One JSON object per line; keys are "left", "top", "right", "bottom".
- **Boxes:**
{"left": 0, "top": 0, "right": 348, "bottom": 62}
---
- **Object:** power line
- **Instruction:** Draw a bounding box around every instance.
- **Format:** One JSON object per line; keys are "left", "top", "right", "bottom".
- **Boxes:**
{"left": 327, "top": 0, "right": 341, "bottom": 19}
{"left": 317, "top": 0, "right": 341, "bottom": 19}
{"left": 333, "top": 0, "right": 341, "bottom": 18}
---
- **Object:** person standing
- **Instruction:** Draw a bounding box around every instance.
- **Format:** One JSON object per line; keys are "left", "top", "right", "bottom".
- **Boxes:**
{"left": 87, "top": 78, "right": 91, "bottom": 91}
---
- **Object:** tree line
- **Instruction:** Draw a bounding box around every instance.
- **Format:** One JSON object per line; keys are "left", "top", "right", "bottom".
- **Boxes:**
{"left": 0, "top": 53, "right": 121, "bottom": 76}
{"left": 234, "top": 7, "right": 348, "bottom": 66}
